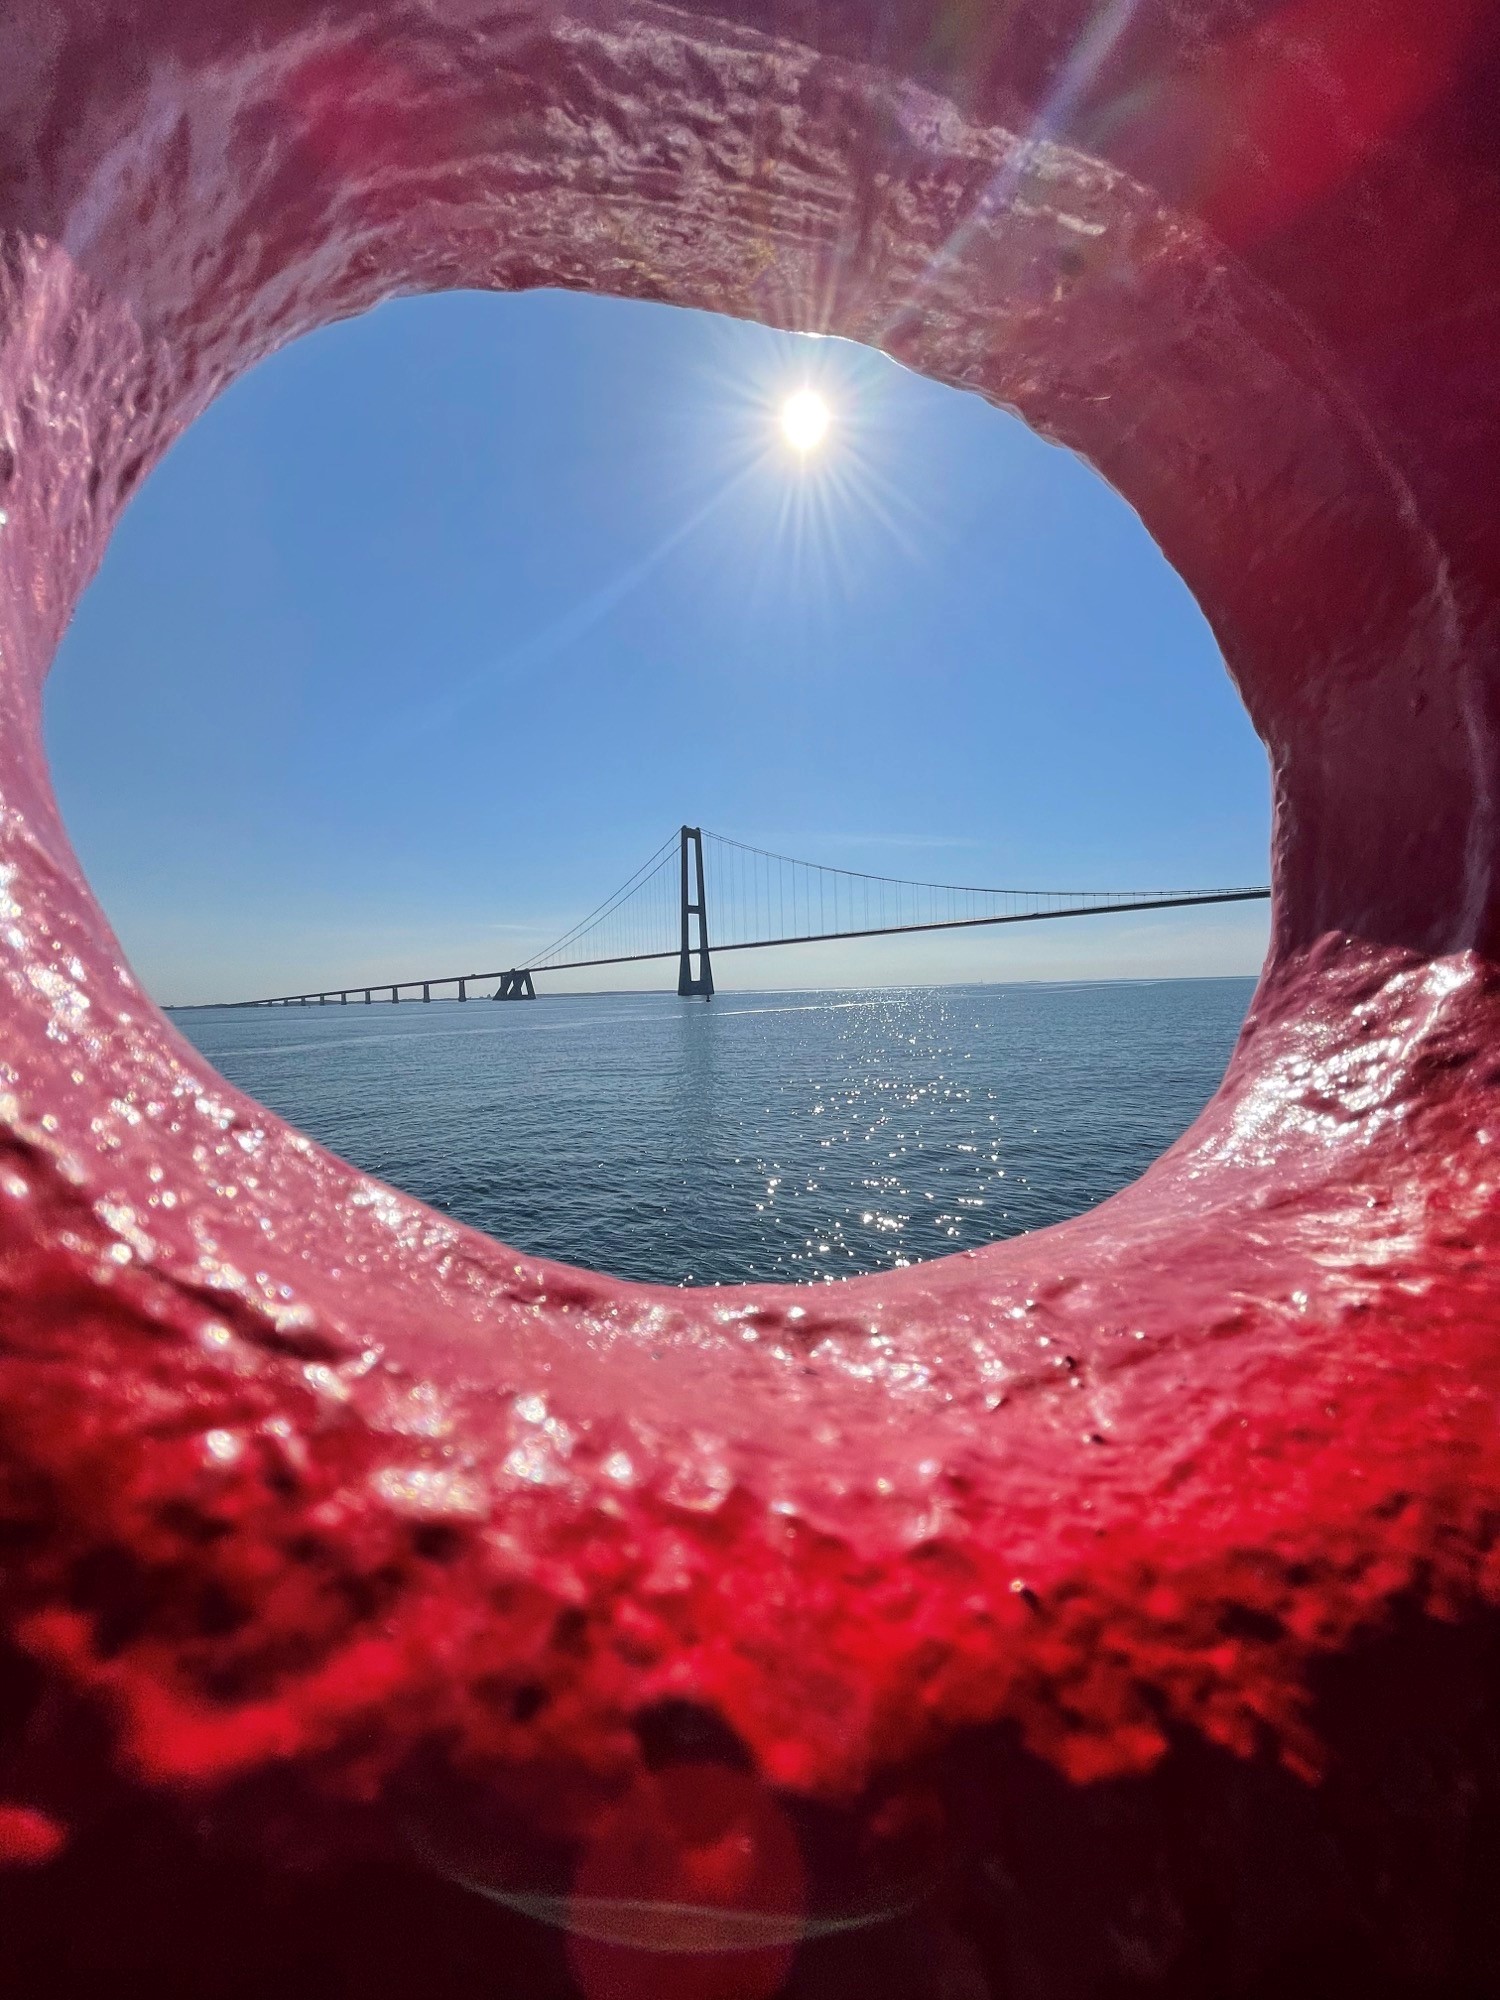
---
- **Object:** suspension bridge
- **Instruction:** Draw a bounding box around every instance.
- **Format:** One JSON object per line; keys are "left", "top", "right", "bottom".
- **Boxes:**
{"left": 207, "top": 827, "right": 1269, "bottom": 1009}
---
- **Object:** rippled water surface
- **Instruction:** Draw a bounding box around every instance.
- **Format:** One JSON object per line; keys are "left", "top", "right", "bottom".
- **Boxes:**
{"left": 176, "top": 980, "right": 1254, "bottom": 1285}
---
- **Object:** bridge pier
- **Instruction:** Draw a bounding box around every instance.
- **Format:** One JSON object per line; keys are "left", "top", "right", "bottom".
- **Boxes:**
{"left": 677, "top": 824, "right": 714, "bottom": 1000}
{"left": 364, "top": 989, "right": 371, "bottom": 1004}
{"left": 391, "top": 987, "right": 399, "bottom": 1004}
{"left": 458, "top": 978, "right": 467, "bottom": 1001}
{"left": 494, "top": 970, "right": 535, "bottom": 1001}
{"left": 422, "top": 982, "right": 430, "bottom": 1002}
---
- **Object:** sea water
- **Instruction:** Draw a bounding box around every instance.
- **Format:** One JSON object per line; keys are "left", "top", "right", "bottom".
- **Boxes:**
{"left": 175, "top": 978, "right": 1254, "bottom": 1286}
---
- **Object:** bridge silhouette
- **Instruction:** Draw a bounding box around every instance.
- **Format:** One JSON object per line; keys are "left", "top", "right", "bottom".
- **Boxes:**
{"left": 213, "top": 826, "right": 1269, "bottom": 1007}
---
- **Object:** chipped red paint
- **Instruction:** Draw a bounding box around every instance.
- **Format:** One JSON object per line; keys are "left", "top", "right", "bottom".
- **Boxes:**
{"left": 3, "top": 2, "right": 1500, "bottom": 1992}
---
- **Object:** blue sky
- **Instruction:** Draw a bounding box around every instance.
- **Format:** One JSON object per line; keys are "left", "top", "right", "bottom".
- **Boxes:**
{"left": 46, "top": 290, "right": 1270, "bottom": 1003}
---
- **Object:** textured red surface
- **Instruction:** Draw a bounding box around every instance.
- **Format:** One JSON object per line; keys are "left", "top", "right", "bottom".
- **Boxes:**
{"left": 3, "top": 2, "right": 1500, "bottom": 1993}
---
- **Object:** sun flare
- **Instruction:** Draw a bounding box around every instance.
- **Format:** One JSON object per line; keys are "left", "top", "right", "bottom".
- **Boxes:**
{"left": 780, "top": 388, "right": 831, "bottom": 454}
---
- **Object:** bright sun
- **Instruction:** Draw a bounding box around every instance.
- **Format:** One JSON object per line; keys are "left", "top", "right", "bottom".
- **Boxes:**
{"left": 780, "top": 388, "right": 831, "bottom": 454}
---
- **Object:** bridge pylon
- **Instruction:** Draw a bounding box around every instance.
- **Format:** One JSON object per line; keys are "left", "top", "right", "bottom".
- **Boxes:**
{"left": 677, "top": 825, "right": 714, "bottom": 1000}
{"left": 494, "top": 969, "right": 535, "bottom": 1001}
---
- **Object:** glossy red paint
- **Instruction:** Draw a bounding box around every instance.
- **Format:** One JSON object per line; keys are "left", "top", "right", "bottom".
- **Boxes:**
{"left": 2, "top": 2, "right": 1500, "bottom": 1993}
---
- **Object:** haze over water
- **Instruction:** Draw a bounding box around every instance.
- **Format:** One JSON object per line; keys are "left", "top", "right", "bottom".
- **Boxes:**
{"left": 178, "top": 978, "right": 1254, "bottom": 1286}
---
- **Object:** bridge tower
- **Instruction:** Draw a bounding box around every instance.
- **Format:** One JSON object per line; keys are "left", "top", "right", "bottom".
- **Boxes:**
{"left": 677, "top": 824, "right": 714, "bottom": 1000}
